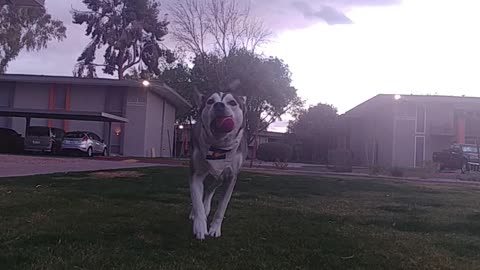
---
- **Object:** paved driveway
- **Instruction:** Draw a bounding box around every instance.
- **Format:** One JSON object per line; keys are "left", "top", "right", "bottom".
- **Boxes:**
{"left": 0, "top": 154, "right": 159, "bottom": 178}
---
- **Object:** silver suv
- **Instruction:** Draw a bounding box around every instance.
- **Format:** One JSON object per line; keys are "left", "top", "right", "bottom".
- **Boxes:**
{"left": 24, "top": 126, "right": 64, "bottom": 154}
{"left": 61, "top": 131, "right": 107, "bottom": 157}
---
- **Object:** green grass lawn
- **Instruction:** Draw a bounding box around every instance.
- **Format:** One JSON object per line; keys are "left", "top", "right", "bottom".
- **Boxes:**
{"left": 1, "top": 168, "right": 480, "bottom": 269}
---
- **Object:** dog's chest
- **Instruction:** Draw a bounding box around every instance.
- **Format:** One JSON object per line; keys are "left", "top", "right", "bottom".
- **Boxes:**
{"left": 205, "top": 146, "right": 241, "bottom": 178}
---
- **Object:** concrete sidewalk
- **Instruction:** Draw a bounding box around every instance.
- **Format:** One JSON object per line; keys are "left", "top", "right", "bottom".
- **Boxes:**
{"left": 244, "top": 167, "right": 480, "bottom": 188}
{"left": 0, "top": 154, "right": 161, "bottom": 178}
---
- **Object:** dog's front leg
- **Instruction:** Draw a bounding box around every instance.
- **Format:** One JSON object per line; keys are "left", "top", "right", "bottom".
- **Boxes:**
{"left": 209, "top": 168, "right": 236, "bottom": 238}
{"left": 190, "top": 172, "right": 208, "bottom": 240}
{"left": 203, "top": 177, "right": 222, "bottom": 217}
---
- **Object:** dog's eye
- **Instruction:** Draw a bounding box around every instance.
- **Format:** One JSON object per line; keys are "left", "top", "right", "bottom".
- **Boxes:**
{"left": 206, "top": 99, "right": 215, "bottom": 105}
{"left": 228, "top": 100, "right": 237, "bottom": 106}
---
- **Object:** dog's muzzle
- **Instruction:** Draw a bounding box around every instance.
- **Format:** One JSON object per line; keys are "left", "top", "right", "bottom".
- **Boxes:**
{"left": 211, "top": 116, "right": 235, "bottom": 133}
{"left": 213, "top": 102, "right": 226, "bottom": 116}
{"left": 210, "top": 102, "right": 235, "bottom": 133}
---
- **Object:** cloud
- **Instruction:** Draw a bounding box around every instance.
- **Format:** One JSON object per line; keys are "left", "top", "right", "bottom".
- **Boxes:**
{"left": 292, "top": 1, "right": 352, "bottom": 25}
{"left": 7, "top": 0, "right": 402, "bottom": 77}
{"left": 250, "top": 0, "right": 401, "bottom": 30}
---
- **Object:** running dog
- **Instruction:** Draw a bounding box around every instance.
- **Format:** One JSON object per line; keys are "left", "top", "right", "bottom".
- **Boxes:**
{"left": 189, "top": 90, "right": 247, "bottom": 240}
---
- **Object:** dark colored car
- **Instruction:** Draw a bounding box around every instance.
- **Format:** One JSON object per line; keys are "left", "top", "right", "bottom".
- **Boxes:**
{"left": 0, "top": 128, "right": 24, "bottom": 154}
{"left": 432, "top": 144, "right": 479, "bottom": 173}
{"left": 24, "top": 126, "right": 65, "bottom": 154}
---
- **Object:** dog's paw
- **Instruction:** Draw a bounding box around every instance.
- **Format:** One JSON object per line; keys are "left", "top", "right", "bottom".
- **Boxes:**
{"left": 189, "top": 210, "right": 194, "bottom": 220}
{"left": 193, "top": 217, "right": 208, "bottom": 240}
{"left": 208, "top": 220, "right": 222, "bottom": 238}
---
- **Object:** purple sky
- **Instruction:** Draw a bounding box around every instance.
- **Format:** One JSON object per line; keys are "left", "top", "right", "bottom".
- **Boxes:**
{"left": 18, "top": 0, "right": 480, "bottom": 132}
{"left": 8, "top": 0, "right": 401, "bottom": 77}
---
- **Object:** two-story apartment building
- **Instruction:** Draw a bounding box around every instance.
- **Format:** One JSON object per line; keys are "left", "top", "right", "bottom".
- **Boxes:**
{"left": 0, "top": 74, "right": 191, "bottom": 157}
{"left": 341, "top": 94, "right": 480, "bottom": 168}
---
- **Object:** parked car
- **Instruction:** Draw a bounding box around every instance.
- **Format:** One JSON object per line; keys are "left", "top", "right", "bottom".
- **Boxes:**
{"left": 61, "top": 131, "right": 107, "bottom": 157}
{"left": 0, "top": 128, "right": 24, "bottom": 154}
{"left": 24, "top": 126, "right": 65, "bottom": 154}
{"left": 432, "top": 144, "right": 479, "bottom": 173}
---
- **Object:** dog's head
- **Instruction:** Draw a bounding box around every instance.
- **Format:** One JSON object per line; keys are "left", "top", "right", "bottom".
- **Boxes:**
{"left": 196, "top": 92, "right": 246, "bottom": 138}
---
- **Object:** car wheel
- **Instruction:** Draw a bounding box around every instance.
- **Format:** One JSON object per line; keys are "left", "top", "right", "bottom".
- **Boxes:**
{"left": 102, "top": 148, "right": 108, "bottom": 157}
{"left": 461, "top": 161, "right": 469, "bottom": 174}
{"left": 50, "top": 145, "right": 58, "bottom": 156}
{"left": 87, "top": 147, "right": 93, "bottom": 158}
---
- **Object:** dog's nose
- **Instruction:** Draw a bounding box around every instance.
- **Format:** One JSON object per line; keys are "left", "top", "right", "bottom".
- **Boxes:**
{"left": 213, "top": 102, "right": 225, "bottom": 111}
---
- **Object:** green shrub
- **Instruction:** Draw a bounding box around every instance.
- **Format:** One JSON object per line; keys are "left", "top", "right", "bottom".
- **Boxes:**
{"left": 390, "top": 167, "right": 404, "bottom": 177}
{"left": 369, "top": 165, "right": 383, "bottom": 175}
{"left": 257, "top": 142, "right": 292, "bottom": 162}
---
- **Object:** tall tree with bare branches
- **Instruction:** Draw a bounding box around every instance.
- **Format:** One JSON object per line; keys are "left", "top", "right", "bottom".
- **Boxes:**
{"left": 169, "top": 0, "right": 271, "bottom": 57}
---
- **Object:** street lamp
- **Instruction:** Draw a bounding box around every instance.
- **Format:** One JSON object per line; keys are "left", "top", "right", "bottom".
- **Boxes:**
{"left": 142, "top": 80, "right": 150, "bottom": 87}
{"left": 178, "top": 125, "right": 184, "bottom": 130}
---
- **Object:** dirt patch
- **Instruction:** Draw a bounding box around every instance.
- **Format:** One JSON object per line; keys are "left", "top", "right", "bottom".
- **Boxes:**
{"left": 89, "top": 171, "right": 144, "bottom": 179}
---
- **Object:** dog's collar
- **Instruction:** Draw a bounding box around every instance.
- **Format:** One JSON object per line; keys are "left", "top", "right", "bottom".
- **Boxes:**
{"left": 206, "top": 146, "right": 231, "bottom": 160}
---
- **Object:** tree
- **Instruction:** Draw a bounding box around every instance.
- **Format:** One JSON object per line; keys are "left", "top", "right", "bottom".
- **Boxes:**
{"left": 169, "top": 0, "right": 271, "bottom": 57}
{"left": 72, "top": 0, "right": 175, "bottom": 79}
{"left": 159, "top": 49, "right": 302, "bottom": 143}
{"left": 0, "top": 3, "right": 66, "bottom": 73}
{"left": 288, "top": 103, "right": 338, "bottom": 163}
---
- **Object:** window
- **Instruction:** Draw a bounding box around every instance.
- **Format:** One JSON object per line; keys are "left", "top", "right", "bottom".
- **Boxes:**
{"left": 54, "top": 88, "right": 66, "bottom": 110}
{"left": 108, "top": 92, "right": 124, "bottom": 113}
{"left": 52, "top": 128, "right": 64, "bottom": 138}
{"left": 27, "top": 127, "right": 49, "bottom": 137}
{"left": 415, "top": 136, "right": 425, "bottom": 168}
{"left": 65, "top": 132, "right": 86, "bottom": 138}
{"left": 462, "top": 146, "right": 478, "bottom": 153}
{"left": 0, "top": 89, "right": 11, "bottom": 107}
{"left": 416, "top": 105, "right": 425, "bottom": 133}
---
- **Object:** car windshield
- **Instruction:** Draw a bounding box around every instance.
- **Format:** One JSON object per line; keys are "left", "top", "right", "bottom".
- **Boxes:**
{"left": 65, "top": 132, "right": 86, "bottom": 138}
{"left": 27, "top": 127, "right": 49, "bottom": 137}
{"left": 0, "top": 128, "right": 16, "bottom": 136}
{"left": 462, "top": 146, "right": 478, "bottom": 153}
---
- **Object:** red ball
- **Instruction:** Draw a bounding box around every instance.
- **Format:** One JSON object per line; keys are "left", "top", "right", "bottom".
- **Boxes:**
{"left": 216, "top": 117, "right": 235, "bottom": 133}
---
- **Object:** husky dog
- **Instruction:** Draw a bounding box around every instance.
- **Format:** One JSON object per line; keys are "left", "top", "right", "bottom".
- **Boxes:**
{"left": 189, "top": 90, "right": 247, "bottom": 240}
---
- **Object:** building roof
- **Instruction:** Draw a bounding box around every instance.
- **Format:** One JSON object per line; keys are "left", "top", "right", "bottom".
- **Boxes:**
{"left": 259, "top": 130, "right": 285, "bottom": 137}
{"left": 0, "top": 108, "right": 128, "bottom": 123}
{"left": 0, "top": 74, "right": 192, "bottom": 110}
{"left": 344, "top": 94, "right": 480, "bottom": 117}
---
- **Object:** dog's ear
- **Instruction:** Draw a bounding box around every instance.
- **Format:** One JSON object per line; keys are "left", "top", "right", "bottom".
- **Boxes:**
{"left": 236, "top": 96, "right": 247, "bottom": 105}
{"left": 193, "top": 86, "right": 205, "bottom": 107}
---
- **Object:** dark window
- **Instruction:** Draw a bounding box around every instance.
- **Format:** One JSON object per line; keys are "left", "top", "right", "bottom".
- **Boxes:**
{"left": 415, "top": 136, "right": 425, "bottom": 168}
{"left": 65, "top": 132, "right": 86, "bottom": 138}
{"left": 416, "top": 105, "right": 425, "bottom": 133}
{"left": 87, "top": 133, "right": 95, "bottom": 140}
{"left": 27, "top": 127, "right": 49, "bottom": 137}
{"left": 52, "top": 128, "right": 64, "bottom": 138}
{"left": 0, "top": 128, "right": 17, "bottom": 136}
{"left": 0, "top": 89, "right": 10, "bottom": 107}
{"left": 54, "top": 88, "right": 66, "bottom": 110}
{"left": 109, "top": 93, "right": 124, "bottom": 113}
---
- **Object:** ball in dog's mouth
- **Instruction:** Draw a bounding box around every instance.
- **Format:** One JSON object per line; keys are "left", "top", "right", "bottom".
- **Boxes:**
{"left": 212, "top": 116, "right": 235, "bottom": 133}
